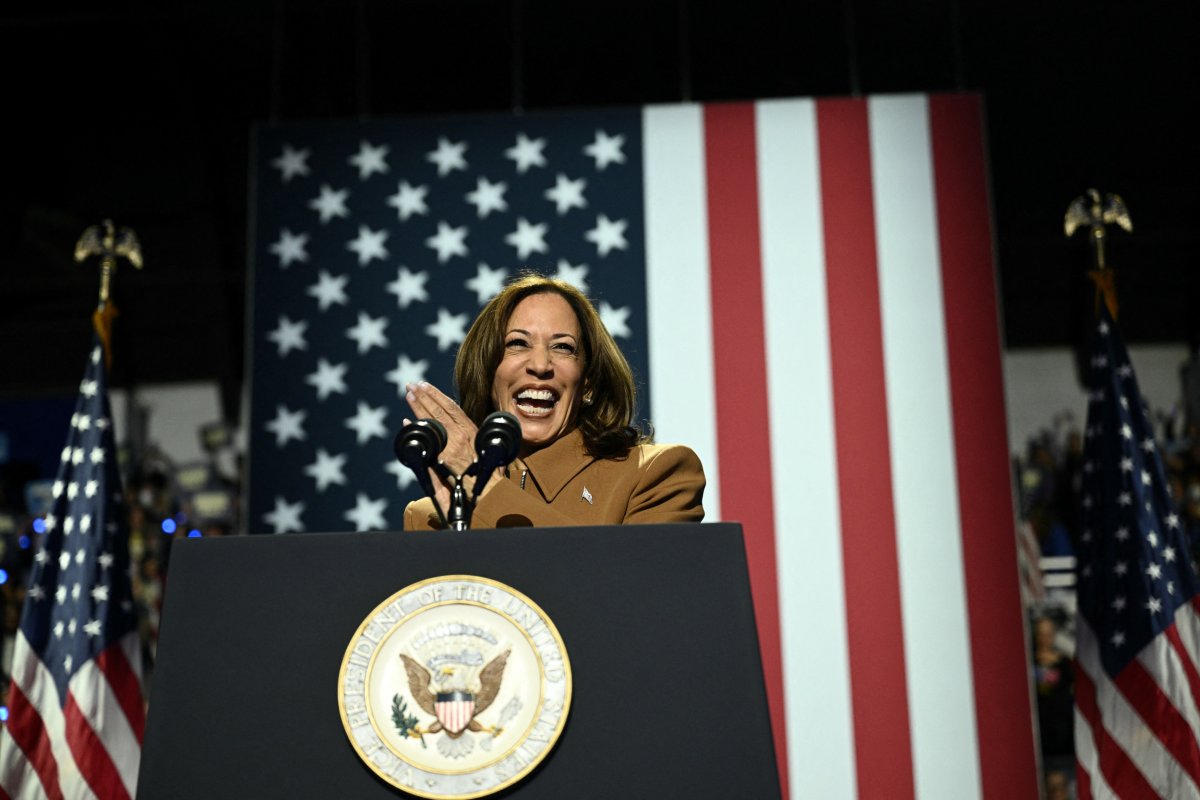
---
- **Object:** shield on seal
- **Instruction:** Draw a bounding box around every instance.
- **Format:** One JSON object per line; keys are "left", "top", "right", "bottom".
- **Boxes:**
{"left": 435, "top": 691, "right": 476, "bottom": 734}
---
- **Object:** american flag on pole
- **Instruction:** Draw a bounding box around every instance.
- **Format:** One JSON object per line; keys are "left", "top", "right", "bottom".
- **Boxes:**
{"left": 1074, "top": 305, "right": 1200, "bottom": 798}
{"left": 247, "top": 93, "right": 1037, "bottom": 797}
{"left": 0, "top": 336, "right": 145, "bottom": 799}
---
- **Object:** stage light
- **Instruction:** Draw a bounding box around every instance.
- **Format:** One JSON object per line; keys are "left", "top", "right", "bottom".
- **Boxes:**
{"left": 32, "top": 518, "right": 45, "bottom": 534}
{"left": 0, "top": 569, "right": 8, "bottom": 585}
{"left": 187, "top": 529, "right": 201, "bottom": 538}
{"left": 161, "top": 518, "right": 177, "bottom": 534}
{"left": 18, "top": 535, "right": 30, "bottom": 549}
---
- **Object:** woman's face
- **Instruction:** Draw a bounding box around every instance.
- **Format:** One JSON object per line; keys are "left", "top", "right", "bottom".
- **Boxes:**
{"left": 491, "top": 292, "right": 585, "bottom": 455}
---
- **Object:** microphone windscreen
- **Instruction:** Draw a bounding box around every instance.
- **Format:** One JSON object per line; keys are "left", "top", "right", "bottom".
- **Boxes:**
{"left": 424, "top": 418, "right": 448, "bottom": 449}
{"left": 393, "top": 419, "right": 448, "bottom": 465}
{"left": 476, "top": 411, "right": 521, "bottom": 464}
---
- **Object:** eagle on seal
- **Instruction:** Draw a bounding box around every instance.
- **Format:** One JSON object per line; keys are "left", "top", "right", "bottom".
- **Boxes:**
{"left": 400, "top": 650, "right": 510, "bottom": 738}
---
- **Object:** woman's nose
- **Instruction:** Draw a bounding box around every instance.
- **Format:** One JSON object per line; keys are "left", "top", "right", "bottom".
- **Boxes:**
{"left": 525, "top": 345, "right": 552, "bottom": 376}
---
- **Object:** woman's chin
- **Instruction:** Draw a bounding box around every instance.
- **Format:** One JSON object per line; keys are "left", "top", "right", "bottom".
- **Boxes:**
{"left": 518, "top": 430, "right": 555, "bottom": 451}
{"left": 514, "top": 420, "right": 569, "bottom": 454}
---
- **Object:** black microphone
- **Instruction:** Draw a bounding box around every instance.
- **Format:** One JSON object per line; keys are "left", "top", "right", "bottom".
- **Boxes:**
{"left": 393, "top": 419, "right": 448, "bottom": 476}
{"left": 467, "top": 412, "right": 521, "bottom": 494}
{"left": 394, "top": 419, "right": 451, "bottom": 529}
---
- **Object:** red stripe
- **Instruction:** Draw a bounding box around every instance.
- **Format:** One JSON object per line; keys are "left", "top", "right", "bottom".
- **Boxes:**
{"left": 1075, "top": 759, "right": 1093, "bottom": 800}
{"left": 63, "top": 693, "right": 131, "bottom": 800}
{"left": 928, "top": 93, "right": 1040, "bottom": 798}
{"left": 702, "top": 102, "right": 788, "bottom": 795}
{"left": 95, "top": 644, "right": 146, "bottom": 743}
{"left": 816, "top": 96, "right": 914, "bottom": 800}
{"left": 1113, "top": 654, "right": 1200, "bottom": 786}
{"left": 1074, "top": 660, "right": 1162, "bottom": 799}
{"left": 3, "top": 683, "right": 64, "bottom": 800}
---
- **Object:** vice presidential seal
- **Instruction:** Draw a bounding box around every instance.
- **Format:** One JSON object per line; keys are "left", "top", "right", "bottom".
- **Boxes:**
{"left": 337, "top": 576, "right": 572, "bottom": 799}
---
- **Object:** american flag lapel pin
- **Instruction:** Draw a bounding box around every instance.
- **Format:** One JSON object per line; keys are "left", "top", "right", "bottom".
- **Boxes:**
{"left": 581, "top": 486, "right": 593, "bottom": 505}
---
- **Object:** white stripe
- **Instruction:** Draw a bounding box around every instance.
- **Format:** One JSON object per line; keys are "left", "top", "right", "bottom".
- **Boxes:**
{"left": 870, "top": 93, "right": 982, "bottom": 799}
{"left": 67, "top": 634, "right": 142, "bottom": 796}
{"left": 1076, "top": 618, "right": 1200, "bottom": 799}
{"left": 756, "top": 97, "right": 857, "bottom": 799}
{"left": 1075, "top": 705, "right": 1118, "bottom": 799}
{"left": 1137, "top": 620, "right": 1200, "bottom": 748}
{"left": 0, "top": 726, "right": 52, "bottom": 800}
{"left": 122, "top": 622, "right": 144, "bottom": 685}
{"left": 642, "top": 104, "right": 721, "bottom": 520}
{"left": 1173, "top": 601, "right": 1200, "bottom": 665}
{"left": 8, "top": 633, "right": 99, "bottom": 800}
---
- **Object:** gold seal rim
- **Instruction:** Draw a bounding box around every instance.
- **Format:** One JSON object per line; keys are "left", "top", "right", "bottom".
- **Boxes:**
{"left": 336, "top": 574, "right": 573, "bottom": 799}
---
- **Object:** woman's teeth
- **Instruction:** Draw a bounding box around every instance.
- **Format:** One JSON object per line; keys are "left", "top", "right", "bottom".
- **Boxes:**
{"left": 515, "top": 389, "right": 557, "bottom": 417}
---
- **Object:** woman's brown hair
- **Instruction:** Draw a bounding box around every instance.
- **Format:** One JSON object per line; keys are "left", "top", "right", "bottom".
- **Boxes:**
{"left": 455, "top": 273, "right": 644, "bottom": 458}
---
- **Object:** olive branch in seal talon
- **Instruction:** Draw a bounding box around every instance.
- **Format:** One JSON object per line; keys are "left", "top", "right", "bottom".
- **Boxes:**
{"left": 391, "top": 695, "right": 428, "bottom": 748}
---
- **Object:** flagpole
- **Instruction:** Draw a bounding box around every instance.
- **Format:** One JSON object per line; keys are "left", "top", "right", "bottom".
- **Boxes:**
{"left": 1064, "top": 188, "right": 1132, "bottom": 321}
{"left": 73, "top": 219, "right": 143, "bottom": 366}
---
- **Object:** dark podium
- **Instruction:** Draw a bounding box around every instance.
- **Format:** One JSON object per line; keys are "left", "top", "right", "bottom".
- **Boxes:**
{"left": 137, "top": 523, "right": 781, "bottom": 799}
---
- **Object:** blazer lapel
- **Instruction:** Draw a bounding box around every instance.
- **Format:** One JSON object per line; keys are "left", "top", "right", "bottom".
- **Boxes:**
{"left": 520, "top": 429, "right": 595, "bottom": 503}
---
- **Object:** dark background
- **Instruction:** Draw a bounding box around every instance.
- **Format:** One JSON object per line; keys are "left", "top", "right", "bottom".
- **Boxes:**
{"left": 3, "top": 0, "right": 1197, "bottom": 422}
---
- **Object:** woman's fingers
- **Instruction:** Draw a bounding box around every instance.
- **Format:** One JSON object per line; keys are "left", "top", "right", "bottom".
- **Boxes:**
{"left": 407, "top": 381, "right": 464, "bottom": 425}
{"left": 404, "top": 383, "right": 437, "bottom": 420}
{"left": 406, "top": 382, "right": 477, "bottom": 475}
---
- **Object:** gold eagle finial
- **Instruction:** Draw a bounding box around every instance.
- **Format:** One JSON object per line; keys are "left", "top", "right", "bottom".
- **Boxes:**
{"left": 74, "top": 220, "right": 144, "bottom": 364}
{"left": 1065, "top": 189, "right": 1131, "bottom": 320}
{"left": 1064, "top": 188, "right": 1132, "bottom": 268}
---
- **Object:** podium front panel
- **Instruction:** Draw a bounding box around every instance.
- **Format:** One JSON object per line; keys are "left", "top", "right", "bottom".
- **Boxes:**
{"left": 138, "top": 523, "right": 780, "bottom": 799}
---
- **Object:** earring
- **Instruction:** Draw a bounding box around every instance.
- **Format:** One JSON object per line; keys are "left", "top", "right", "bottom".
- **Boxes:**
{"left": 582, "top": 394, "right": 593, "bottom": 406}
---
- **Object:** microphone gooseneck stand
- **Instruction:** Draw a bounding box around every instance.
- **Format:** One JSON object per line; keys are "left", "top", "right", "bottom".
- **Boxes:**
{"left": 445, "top": 478, "right": 471, "bottom": 531}
{"left": 395, "top": 412, "right": 522, "bottom": 532}
{"left": 444, "top": 411, "right": 522, "bottom": 530}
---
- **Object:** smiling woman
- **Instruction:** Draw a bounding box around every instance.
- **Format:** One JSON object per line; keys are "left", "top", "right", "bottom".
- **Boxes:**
{"left": 401, "top": 274, "right": 706, "bottom": 530}
{"left": 489, "top": 292, "right": 587, "bottom": 451}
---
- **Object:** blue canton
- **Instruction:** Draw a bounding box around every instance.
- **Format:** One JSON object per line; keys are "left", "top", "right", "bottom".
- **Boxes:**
{"left": 1077, "top": 306, "right": 1198, "bottom": 677}
{"left": 21, "top": 338, "right": 138, "bottom": 704}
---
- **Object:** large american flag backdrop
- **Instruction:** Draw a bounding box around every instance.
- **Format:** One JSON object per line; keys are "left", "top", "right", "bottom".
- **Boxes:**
{"left": 0, "top": 337, "right": 145, "bottom": 799}
{"left": 247, "top": 93, "right": 1037, "bottom": 798}
{"left": 1075, "top": 307, "right": 1200, "bottom": 798}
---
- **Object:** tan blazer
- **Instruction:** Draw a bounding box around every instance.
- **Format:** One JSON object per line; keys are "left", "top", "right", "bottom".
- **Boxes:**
{"left": 402, "top": 429, "right": 705, "bottom": 530}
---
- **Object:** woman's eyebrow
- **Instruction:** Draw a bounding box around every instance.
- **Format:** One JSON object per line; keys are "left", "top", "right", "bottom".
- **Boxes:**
{"left": 505, "top": 328, "right": 578, "bottom": 340}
